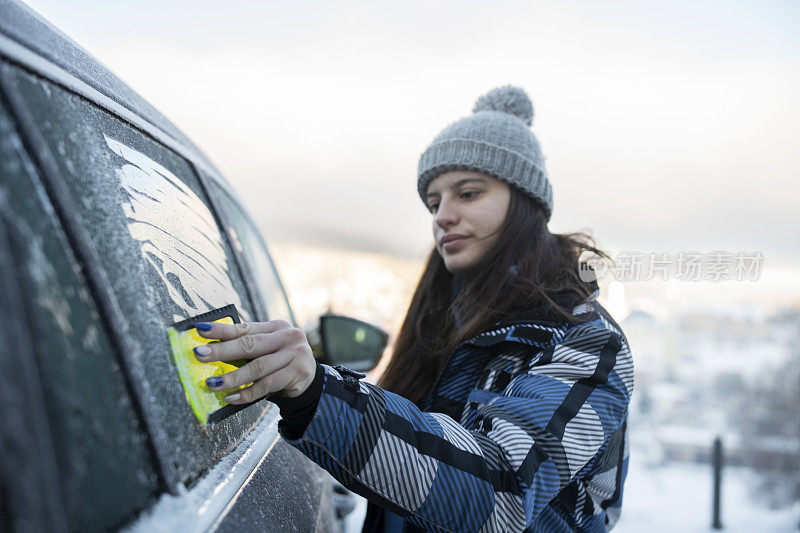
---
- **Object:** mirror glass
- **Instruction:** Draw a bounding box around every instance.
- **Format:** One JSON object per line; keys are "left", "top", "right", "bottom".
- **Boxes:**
{"left": 319, "top": 314, "right": 388, "bottom": 372}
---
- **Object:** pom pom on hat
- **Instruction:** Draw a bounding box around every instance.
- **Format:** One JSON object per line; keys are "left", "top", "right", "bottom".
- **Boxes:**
{"left": 472, "top": 85, "right": 534, "bottom": 127}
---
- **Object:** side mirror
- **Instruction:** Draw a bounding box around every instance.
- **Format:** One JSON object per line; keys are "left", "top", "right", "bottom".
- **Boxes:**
{"left": 318, "top": 314, "right": 388, "bottom": 373}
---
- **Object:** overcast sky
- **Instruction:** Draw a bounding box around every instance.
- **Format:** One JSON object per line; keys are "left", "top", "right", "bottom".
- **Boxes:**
{"left": 21, "top": 0, "right": 800, "bottom": 266}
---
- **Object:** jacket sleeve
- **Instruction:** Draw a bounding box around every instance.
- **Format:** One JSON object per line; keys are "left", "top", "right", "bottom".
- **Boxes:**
{"left": 280, "top": 322, "right": 634, "bottom": 532}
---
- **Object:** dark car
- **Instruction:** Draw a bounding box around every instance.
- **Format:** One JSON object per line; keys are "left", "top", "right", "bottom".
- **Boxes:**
{"left": 0, "top": 1, "right": 385, "bottom": 531}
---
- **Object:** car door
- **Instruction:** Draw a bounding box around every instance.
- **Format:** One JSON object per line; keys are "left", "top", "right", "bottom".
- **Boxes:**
{"left": 0, "top": 56, "right": 337, "bottom": 531}
{"left": 0, "top": 76, "right": 158, "bottom": 533}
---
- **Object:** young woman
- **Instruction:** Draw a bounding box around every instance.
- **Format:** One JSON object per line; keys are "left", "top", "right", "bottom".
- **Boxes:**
{"left": 192, "top": 86, "right": 634, "bottom": 532}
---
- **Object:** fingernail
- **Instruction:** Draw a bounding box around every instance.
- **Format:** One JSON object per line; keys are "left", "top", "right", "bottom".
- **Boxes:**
{"left": 224, "top": 393, "right": 241, "bottom": 403}
{"left": 195, "top": 322, "right": 213, "bottom": 332}
{"left": 194, "top": 345, "right": 212, "bottom": 358}
{"left": 206, "top": 376, "right": 224, "bottom": 388}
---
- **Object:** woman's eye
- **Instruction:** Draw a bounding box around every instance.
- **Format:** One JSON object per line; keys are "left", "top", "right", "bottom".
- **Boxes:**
{"left": 428, "top": 203, "right": 439, "bottom": 213}
{"left": 461, "top": 190, "right": 479, "bottom": 200}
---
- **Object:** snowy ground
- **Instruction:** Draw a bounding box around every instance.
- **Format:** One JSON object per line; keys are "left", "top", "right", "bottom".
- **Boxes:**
{"left": 342, "top": 446, "right": 799, "bottom": 532}
{"left": 615, "top": 450, "right": 799, "bottom": 532}
{"left": 343, "top": 495, "right": 367, "bottom": 533}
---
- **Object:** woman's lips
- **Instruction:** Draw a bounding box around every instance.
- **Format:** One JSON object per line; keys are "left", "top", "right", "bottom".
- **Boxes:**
{"left": 442, "top": 236, "right": 468, "bottom": 251}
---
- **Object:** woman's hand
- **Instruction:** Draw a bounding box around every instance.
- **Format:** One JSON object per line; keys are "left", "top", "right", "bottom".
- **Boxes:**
{"left": 192, "top": 319, "right": 316, "bottom": 404}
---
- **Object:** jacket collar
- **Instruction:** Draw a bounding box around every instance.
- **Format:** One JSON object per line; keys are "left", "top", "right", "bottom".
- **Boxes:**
{"left": 460, "top": 273, "right": 599, "bottom": 349}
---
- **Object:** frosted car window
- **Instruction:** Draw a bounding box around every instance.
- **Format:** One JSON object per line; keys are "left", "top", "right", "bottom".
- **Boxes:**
{"left": 10, "top": 67, "right": 267, "bottom": 487}
{"left": 212, "top": 184, "right": 295, "bottom": 325}
{"left": 106, "top": 135, "right": 242, "bottom": 317}
{"left": 0, "top": 97, "right": 157, "bottom": 530}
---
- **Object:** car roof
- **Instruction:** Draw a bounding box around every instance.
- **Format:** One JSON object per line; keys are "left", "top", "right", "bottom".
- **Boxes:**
{"left": 0, "top": 0, "right": 232, "bottom": 189}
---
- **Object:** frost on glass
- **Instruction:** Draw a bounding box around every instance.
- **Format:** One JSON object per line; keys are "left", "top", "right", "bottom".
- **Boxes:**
{"left": 106, "top": 135, "right": 244, "bottom": 319}
{"left": 10, "top": 65, "right": 267, "bottom": 489}
{"left": 0, "top": 97, "right": 157, "bottom": 530}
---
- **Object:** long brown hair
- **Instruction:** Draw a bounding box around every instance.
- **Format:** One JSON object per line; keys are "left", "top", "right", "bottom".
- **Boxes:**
{"left": 379, "top": 187, "right": 609, "bottom": 406}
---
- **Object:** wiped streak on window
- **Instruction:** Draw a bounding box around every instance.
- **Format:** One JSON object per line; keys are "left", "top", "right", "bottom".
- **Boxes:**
{"left": 106, "top": 135, "right": 244, "bottom": 319}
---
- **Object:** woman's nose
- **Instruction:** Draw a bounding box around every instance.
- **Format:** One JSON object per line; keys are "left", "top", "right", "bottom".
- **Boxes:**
{"left": 434, "top": 198, "right": 458, "bottom": 227}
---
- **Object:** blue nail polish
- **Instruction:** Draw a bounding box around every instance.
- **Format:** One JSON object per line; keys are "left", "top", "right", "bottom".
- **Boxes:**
{"left": 206, "top": 376, "right": 224, "bottom": 388}
{"left": 195, "top": 322, "right": 213, "bottom": 332}
{"left": 194, "top": 345, "right": 212, "bottom": 358}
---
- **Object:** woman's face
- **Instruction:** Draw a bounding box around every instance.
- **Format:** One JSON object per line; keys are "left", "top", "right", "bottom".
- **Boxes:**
{"left": 426, "top": 170, "right": 511, "bottom": 273}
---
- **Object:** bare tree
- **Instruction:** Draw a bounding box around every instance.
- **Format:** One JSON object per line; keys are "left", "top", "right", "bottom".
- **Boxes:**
{"left": 735, "top": 321, "right": 800, "bottom": 512}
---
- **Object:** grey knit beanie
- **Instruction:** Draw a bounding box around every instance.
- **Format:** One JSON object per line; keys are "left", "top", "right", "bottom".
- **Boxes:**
{"left": 417, "top": 86, "right": 553, "bottom": 220}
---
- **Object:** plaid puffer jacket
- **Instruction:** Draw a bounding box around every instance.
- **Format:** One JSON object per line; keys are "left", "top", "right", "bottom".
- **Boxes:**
{"left": 282, "top": 292, "right": 634, "bottom": 532}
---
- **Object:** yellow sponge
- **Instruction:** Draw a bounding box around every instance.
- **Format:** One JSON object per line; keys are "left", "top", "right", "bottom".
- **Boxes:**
{"left": 167, "top": 306, "right": 251, "bottom": 426}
